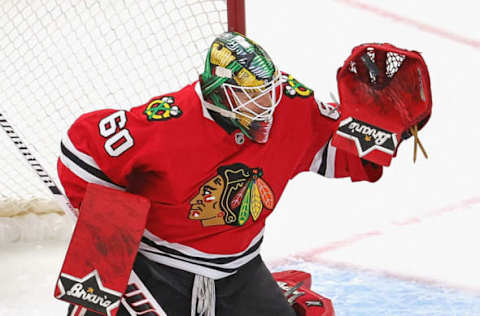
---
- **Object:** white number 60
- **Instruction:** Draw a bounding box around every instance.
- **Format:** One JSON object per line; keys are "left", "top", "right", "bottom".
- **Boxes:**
{"left": 98, "top": 111, "right": 134, "bottom": 157}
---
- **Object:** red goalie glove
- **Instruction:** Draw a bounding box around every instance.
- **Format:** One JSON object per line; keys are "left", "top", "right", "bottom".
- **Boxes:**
{"left": 331, "top": 43, "right": 432, "bottom": 166}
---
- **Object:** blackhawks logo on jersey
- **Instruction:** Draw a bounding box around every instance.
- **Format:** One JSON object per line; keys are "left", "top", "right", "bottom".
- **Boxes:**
{"left": 284, "top": 74, "right": 313, "bottom": 98}
{"left": 189, "top": 163, "right": 275, "bottom": 227}
{"left": 144, "top": 96, "right": 182, "bottom": 121}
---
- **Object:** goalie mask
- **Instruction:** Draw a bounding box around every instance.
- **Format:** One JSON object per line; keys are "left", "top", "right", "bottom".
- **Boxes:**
{"left": 200, "top": 32, "right": 283, "bottom": 143}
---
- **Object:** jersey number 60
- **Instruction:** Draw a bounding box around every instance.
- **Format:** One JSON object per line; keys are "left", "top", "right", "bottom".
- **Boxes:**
{"left": 98, "top": 111, "right": 134, "bottom": 157}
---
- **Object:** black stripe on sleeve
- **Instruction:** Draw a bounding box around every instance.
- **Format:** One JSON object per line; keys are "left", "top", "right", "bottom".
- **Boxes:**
{"left": 60, "top": 141, "right": 123, "bottom": 188}
{"left": 317, "top": 141, "right": 330, "bottom": 176}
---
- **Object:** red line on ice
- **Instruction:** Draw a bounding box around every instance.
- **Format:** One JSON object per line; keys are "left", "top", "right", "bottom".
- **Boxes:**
{"left": 268, "top": 195, "right": 480, "bottom": 268}
{"left": 268, "top": 196, "right": 480, "bottom": 293}
{"left": 336, "top": 0, "right": 480, "bottom": 49}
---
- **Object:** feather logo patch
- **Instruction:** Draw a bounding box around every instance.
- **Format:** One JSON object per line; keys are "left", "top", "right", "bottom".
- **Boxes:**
{"left": 188, "top": 163, "right": 275, "bottom": 227}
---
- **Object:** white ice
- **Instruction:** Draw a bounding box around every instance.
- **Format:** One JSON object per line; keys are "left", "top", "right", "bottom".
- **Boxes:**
{"left": 1, "top": 0, "right": 480, "bottom": 314}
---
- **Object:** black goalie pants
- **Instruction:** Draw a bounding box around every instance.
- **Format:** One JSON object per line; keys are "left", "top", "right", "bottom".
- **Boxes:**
{"left": 67, "top": 253, "right": 296, "bottom": 316}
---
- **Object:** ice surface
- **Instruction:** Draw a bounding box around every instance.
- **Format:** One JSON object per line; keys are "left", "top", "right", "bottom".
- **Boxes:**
{"left": 2, "top": 0, "right": 480, "bottom": 314}
{"left": 273, "top": 260, "right": 480, "bottom": 316}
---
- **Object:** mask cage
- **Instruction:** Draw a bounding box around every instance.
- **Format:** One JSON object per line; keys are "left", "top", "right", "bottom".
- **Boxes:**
{"left": 222, "top": 71, "right": 284, "bottom": 122}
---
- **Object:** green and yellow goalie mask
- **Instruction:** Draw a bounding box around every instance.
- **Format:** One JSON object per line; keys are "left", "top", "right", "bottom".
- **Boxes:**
{"left": 200, "top": 32, "right": 283, "bottom": 143}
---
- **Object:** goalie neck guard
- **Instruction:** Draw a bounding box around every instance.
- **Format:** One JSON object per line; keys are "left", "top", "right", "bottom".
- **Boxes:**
{"left": 200, "top": 32, "right": 283, "bottom": 143}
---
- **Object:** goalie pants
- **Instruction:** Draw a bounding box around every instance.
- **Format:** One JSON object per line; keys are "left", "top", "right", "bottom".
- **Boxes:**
{"left": 67, "top": 253, "right": 296, "bottom": 316}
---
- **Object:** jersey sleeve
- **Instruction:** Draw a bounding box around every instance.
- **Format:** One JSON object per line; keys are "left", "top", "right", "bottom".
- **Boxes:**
{"left": 307, "top": 98, "right": 383, "bottom": 183}
{"left": 308, "top": 138, "right": 383, "bottom": 182}
{"left": 57, "top": 108, "right": 147, "bottom": 209}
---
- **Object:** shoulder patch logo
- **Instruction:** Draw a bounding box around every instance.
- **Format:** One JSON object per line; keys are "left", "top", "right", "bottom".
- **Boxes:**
{"left": 317, "top": 101, "right": 340, "bottom": 120}
{"left": 188, "top": 163, "right": 275, "bottom": 227}
{"left": 283, "top": 74, "right": 313, "bottom": 98}
{"left": 144, "top": 96, "right": 182, "bottom": 121}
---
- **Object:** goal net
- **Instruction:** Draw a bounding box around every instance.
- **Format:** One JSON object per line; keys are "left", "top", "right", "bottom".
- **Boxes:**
{"left": 0, "top": 0, "right": 245, "bottom": 243}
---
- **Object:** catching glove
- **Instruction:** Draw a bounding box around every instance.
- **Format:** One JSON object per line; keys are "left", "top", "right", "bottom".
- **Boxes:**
{"left": 331, "top": 43, "right": 432, "bottom": 166}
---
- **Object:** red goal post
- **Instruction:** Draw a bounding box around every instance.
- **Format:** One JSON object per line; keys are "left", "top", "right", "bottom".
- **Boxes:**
{"left": 0, "top": 0, "right": 245, "bottom": 243}
{"left": 227, "top": 0, "right": 246, "bottom": 34}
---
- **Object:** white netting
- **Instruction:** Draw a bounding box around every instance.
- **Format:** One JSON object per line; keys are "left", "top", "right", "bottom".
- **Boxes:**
{"left": 385, "top": 51, "right": 406, "bottom": 78}
{"left": 0, "top": 0, "right": 230, "bottom": 240}
{"left": 348, "top": 46, "right": 406, "bottom": 83}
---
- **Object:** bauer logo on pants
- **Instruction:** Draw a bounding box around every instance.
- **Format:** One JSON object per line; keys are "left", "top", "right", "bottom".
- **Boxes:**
{"left": 56, "top": 270, "right": 122, "bottom": 316}
{"left": 336, "top": 117, "right": 397, "bottom": 157}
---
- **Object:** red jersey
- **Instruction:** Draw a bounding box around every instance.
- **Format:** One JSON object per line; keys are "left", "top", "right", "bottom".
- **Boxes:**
{"left": 58, "top": 75, "right": 382, "bottom": 279}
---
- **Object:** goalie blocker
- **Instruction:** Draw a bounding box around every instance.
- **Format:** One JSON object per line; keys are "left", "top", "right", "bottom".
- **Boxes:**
{"left": 331, "top": 43, "right": 432, "bottom": 166}
{"left": 55, "top": 183, "right": 150, "bottom": 316}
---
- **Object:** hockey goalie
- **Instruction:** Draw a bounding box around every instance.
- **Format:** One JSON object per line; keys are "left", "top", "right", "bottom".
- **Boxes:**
{"left": 56, "top": 32, "right": 431, "bottom": 316}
